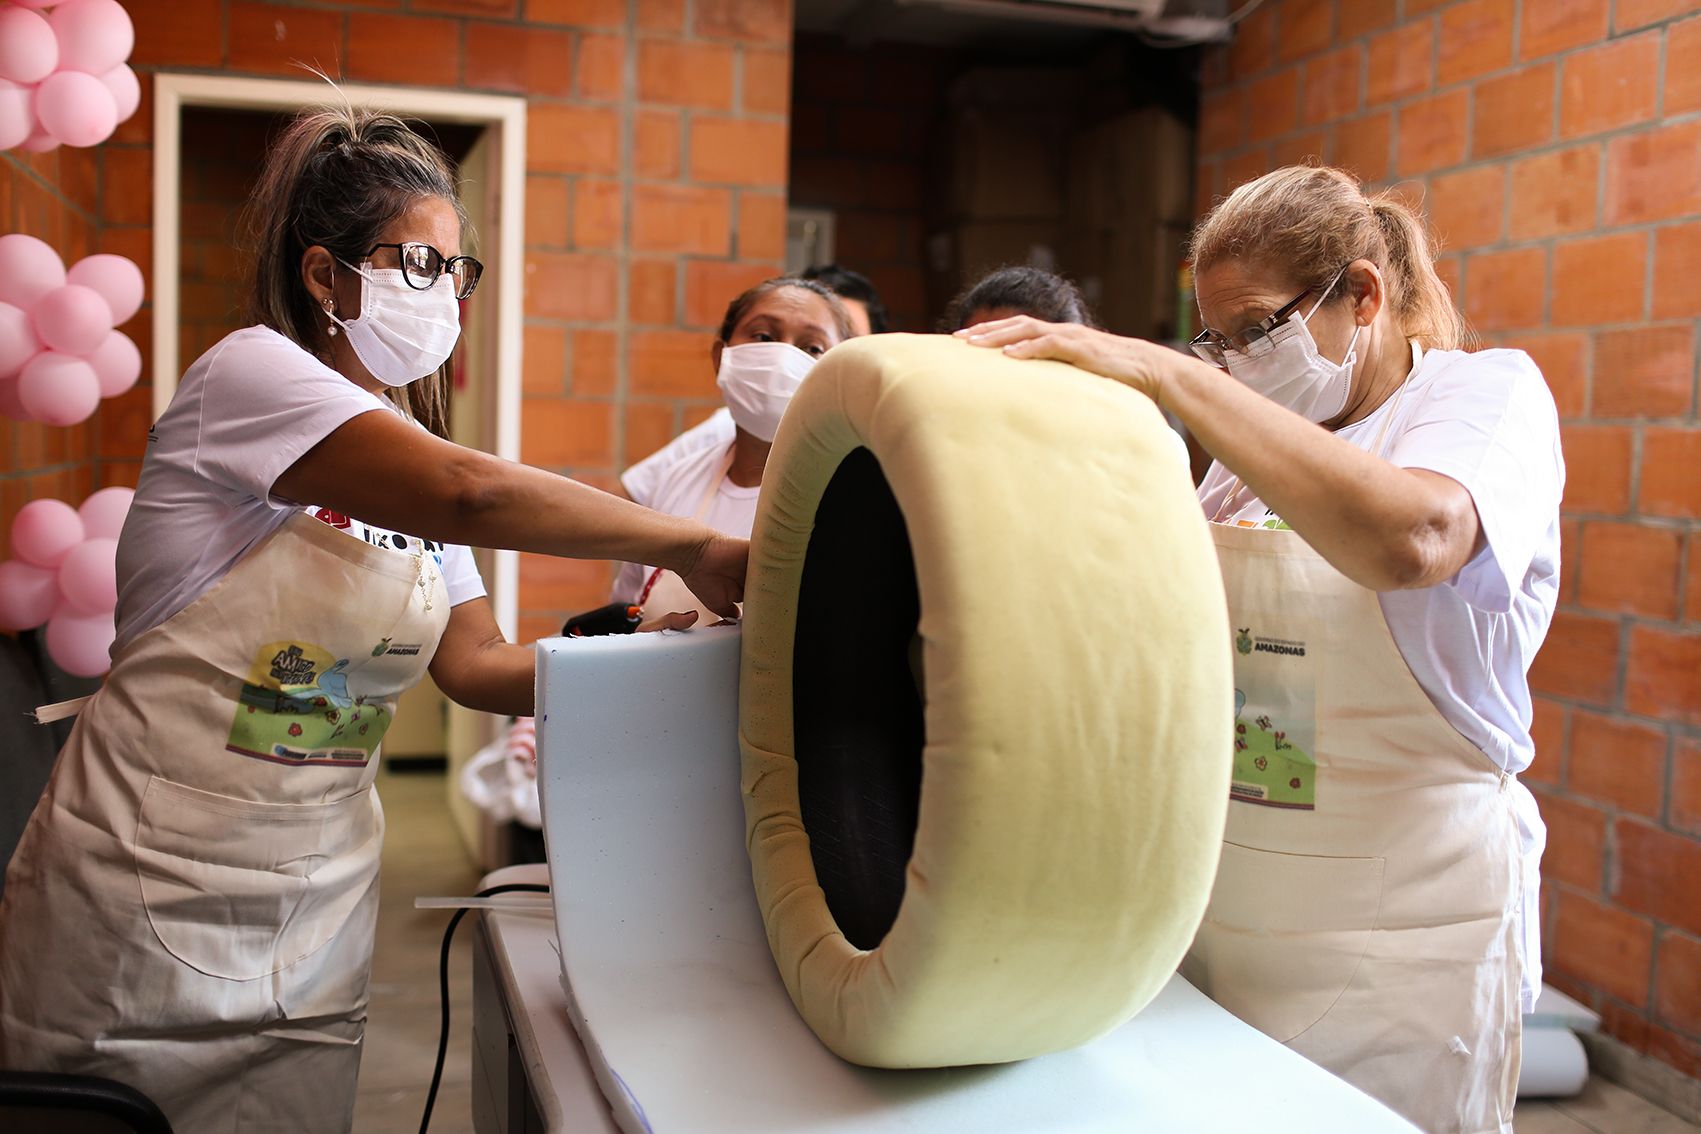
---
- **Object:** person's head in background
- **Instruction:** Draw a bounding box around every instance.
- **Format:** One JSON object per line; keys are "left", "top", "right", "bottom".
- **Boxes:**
{"left": 801, "top": 263, "right": 889, "bottom": 336}
{"left": 945, "top": 266, "right": 1095, "bottom": 332}
{"left": 712, "top": 277, "right": 852, "bottom": 452}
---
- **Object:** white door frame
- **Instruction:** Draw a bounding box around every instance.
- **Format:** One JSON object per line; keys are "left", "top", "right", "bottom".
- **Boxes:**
{"left": 150, "top": 73, "right": 525, "bottom": 639}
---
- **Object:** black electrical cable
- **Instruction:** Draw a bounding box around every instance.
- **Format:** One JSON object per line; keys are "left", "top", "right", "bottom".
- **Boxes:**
{"left": 418, "top": 881, "right": 552, "bottom": 1134}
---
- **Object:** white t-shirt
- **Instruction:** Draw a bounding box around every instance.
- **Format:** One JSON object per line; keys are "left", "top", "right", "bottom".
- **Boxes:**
{"left": 115, "top": 326, "right": 487, "bottom": 652}
{"left": 613, "top": 410, "right": 758, "bottom": 602}
{"left": 1197, "top": 345, "right": 1562, "bottom": 1011}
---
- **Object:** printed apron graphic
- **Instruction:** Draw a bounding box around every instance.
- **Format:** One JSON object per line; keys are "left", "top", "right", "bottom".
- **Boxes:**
{"left": 1230, "top": 616, "right": 1318, "bottom": 809}
{"left": 227, "top": 640, "right": 390, "bottom": 766}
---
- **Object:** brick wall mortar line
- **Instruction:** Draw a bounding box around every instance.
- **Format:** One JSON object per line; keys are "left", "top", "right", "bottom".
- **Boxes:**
{"left": 615, "top": 2, "right": 639, "bottom": 472}
{"left": 0, "top": 459, "right": 96, "bottom": 483}
{"left": 1205, "top": 105, "right": 1701, "bottom": 188}
{"left": 0, "top": 157, "right": 102, "bottom": 232}
{"left": 455, "top": 11, "right": 468, "bottom": 90}
{"left": 1548, "top": 603, "right": 1701, "bottom": 634}
{"left": 1539, "top": 240, "right": 1554, "bottom": 332}
{"left": 1660, "top": 716, "right": 1678, "bottom": 829}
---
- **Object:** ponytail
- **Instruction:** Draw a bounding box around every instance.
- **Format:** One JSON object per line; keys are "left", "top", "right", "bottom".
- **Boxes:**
{"left": 1367, "top": 191, "right": 1467, "bottom": 351}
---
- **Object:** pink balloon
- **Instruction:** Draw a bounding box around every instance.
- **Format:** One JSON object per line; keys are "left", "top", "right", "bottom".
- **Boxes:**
{"left": 0, "top": 79, "right": 32, "bottom": 151}
{"left": 76, "top": 486, "right": 133, "bottom": 541}
{"left": 87, "top": 329, "right": 141, "bottom": 397}
{"left": 99, "top": 63, "right": 138, "bottom": 122}
{"left": 11, "top": 1, "right": 58, "bottom": 8}
{"left": 33, "top": 283, "right": 112, "bottom": 356}
{"left": 0, "top": 301, "right": 40, "bottom": 379}
{"left": 0, "top": 234, "right": 66, "bottom": 310}
{"left": 68, "top": 254, "right": 143, "bottom": 325}
{"left": 12, "top": 498, "right": 85, "bottom": 569}
{"left": 18, "top": 126, "right": 58, "bottom": 153}
{"left": 50, "top": 0, "right": 134, "bottom": 78}
{"left": 18, "top": 351, "right": 100, "bottom": 426}
{"left": 0, "top": 8, "right": 57, "bottom": 85}
{"left": 0, "top": 376, "right": 30, "bottom": 421}
{"left": 45, "top": 606, "right": 115, "bottom": 676}
{"left": 0, "top": 558, "right": 60, "bottom": 630}
{"left": 57, "top": 536, "right": 118, "bottom": 614}
{"left": 36, "top": 70, "right": 117, "bottom": 149}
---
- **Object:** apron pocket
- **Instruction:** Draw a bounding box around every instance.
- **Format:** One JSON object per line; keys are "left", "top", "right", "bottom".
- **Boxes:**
{"left": 133, "top": 775, "right": 382, "bottom": 981}
{"left": 1185, "top": 841, "right": 1385, "bottom": 1043}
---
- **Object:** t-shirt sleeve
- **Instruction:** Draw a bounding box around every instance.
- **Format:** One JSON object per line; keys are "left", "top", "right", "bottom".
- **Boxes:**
{"left": 1385, "top": 350, "right": 1563, "bottom": 613}
{"left": 441, "top": 544, "right": 488, "bottom": 608}
{"left": 193, "top": 332, "right": 389, "bottom": 505}
{"left": 620, "top": 409, "right": 736, "bottom": 504}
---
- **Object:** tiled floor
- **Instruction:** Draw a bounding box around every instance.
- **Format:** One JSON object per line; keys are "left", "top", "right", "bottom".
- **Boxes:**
{"left": 361, "top": 766, "right": 1701, "bottom": 1134}
{"left": 1519, "top": 1079, "right": 1701, "bottom": 1133}
{"left": 356, "top": 766, "right": 483, "bottom": 1134}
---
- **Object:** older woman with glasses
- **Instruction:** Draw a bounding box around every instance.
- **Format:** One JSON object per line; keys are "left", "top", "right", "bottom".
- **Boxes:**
{"left": 961, "top": 165, "right": 1562, "bottom": 1134}
{"left": 0, "top": 103, "right": 745, "bottom": 1134}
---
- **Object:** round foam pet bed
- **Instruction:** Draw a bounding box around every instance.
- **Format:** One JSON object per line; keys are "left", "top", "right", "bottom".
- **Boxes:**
{"left": 739, "top": 333, "right": 1233, "bottom": 1069}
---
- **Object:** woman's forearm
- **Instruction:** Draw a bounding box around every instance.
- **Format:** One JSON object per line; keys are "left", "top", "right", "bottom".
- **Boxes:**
{"left": 445, "top": 448, "right": 715, "bottom": 573}
{"left": 441, "top": 638, "right": 535, "bottom": 717}
{"left": 1161, "top": 357, "right": 1477, "bottom": 590}
{"left": 429, "top": 598, "right": 536, "bottom": 716}
{"left": 276, "top": 412, "right": 715, "bottom": 575}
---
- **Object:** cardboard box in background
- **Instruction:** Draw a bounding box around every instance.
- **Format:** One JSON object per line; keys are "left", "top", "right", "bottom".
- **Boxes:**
{"left": 1061, "top": 107, "right": 1194, "bottom": 340}
{"left": 946, "top": 110, "right": 1069, "bottom": 223}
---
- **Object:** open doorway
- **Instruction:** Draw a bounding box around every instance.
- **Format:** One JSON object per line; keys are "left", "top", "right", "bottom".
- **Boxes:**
{"left": 787, "top": 9, "right": 1200, "bottom": 340}
{"left": 152, "top": 75, "right": 527, "bottom": 864}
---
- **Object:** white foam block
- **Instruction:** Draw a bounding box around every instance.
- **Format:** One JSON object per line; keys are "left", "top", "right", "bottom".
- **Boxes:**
{"left": 1517, "top": 1028, "right": 1590, "bottom": 1099}
{"left": 536, "top": 628, "right": 1418, "bottom": 1134}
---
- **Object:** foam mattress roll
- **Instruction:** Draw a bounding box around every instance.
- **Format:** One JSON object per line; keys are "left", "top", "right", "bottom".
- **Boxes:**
{"left": 739, "top": 334, "right": 1234, "bottom": 1069}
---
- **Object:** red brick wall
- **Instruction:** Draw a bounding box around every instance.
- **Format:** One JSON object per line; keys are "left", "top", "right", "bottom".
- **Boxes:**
{"left": 788, "top": 35, "right": 952, "bottom": 330}
{"left": 0, "top": 0, "right": 791, "bottom": 645}
{"left": 1198, "top": 0, "right": 1701, "bottom": 1079}
{"left": 177, "top": 109, "right": 268, "bottom": 374}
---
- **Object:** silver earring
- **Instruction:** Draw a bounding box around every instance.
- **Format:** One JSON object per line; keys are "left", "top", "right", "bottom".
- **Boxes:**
{"left": 324, "top": 298, "right": 338, "bottom": 336}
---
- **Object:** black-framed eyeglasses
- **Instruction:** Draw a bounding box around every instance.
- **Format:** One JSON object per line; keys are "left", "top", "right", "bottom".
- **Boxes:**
{"left": 363, "top": 242, "right": 484, "bottom": 300}
{"left": 1189, "top": 285, "right": 1315, "bottom": 369}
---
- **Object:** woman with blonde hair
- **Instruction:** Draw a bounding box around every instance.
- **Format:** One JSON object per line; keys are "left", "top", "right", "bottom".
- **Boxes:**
{"left": 963, "top": 165, "right": 1561, "bottom": 1134}
{"left": 0, "top": 103, "right": 744, "bottom": 1132}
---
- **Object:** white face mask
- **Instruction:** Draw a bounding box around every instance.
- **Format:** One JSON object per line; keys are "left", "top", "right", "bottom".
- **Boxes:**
{"left": 715, "top": 341, "right": 818, "bottom": 442}
{"left": 328, "top": 262, "right": 461, "bottom": 387}
{"left": 1224, "top": 276, "right": 1361, "bottom": 424}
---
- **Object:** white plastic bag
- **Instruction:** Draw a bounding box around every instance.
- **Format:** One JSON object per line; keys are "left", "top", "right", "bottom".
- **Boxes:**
{"left": 459, "top": 717, "right": 541, "bottom": 828}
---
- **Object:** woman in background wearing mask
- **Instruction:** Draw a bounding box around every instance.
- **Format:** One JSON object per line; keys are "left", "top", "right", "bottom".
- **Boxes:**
{"left": 614, "top": 277, "right": 851, "bottom": 626}
{"left": 962, "top": 165, "right": 1562, "bottom": 1134}
{"left": 0, "top": 104, "right": 744, "bottom": 1134}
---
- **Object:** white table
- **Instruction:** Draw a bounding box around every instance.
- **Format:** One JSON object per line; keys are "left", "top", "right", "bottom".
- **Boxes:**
{"left": 493, "top": 628, "right": 1418, "bottom": 1134}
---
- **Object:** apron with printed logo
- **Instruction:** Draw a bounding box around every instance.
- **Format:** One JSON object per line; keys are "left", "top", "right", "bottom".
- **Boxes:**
{"left": 1183, "top": 519, "right": 1524, "bottom": 1134}
{"left": 0, "top": 511, "right": 448, "bottom": 1134}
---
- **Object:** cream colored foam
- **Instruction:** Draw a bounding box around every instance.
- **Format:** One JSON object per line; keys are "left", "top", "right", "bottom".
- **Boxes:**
{"left": 739, "top": 333, "right": 1234, "bottom": 1068}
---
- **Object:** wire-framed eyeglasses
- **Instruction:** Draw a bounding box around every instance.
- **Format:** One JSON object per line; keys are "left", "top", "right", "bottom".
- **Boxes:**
{"left": 1189, "top": 265, "right": 1348, "bottom": 368}
{"left": 1188, "top": 286, "right": 1315, "bottom": 368}
{"left": 364, "top": 242, "right": 483, "bottom": 300}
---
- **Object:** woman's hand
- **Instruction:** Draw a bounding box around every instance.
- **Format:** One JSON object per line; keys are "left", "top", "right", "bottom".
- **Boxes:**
{"left": 956, "top": 317, "right": 1188, "bottom": 405}
{"left": 638, "top": 610, "right": 699, "bottom": 633}
{"left": 676, "top": 533, "right": 748, "bottom": 620}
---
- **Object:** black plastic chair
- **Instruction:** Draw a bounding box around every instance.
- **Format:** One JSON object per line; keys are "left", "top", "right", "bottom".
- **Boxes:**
{"left": 0, "top": 1071, "right": 173, "bottom": 1133}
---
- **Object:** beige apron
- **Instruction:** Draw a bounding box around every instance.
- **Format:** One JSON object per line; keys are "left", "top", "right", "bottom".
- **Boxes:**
{"left": 0, "top": 511, "right": 449, "bottom": 1134}
{"left": 640, "top": 444, "right": 740, "bottom": 624}
{"left": 1182, "top": 517, "right": 1524, "bottom": 1134}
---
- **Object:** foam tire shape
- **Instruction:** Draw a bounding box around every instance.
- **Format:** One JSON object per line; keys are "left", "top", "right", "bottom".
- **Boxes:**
{"left": 740, "top": 334, "right": 1234, "bottom": 1069}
